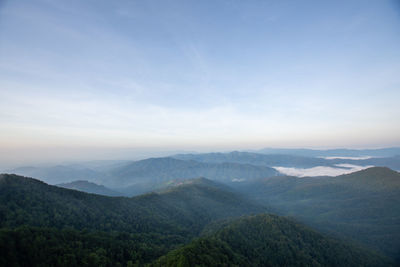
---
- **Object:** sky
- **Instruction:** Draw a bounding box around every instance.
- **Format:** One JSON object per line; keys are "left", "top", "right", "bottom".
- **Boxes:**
{"left": 0, "top": 0, "right": 400, "bottom": 166}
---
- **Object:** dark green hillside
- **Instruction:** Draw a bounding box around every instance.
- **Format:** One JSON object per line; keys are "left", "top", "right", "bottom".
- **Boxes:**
{"left": 0, "top": 174, "right": 264, "bottom": 265}
{"left": 0, "top": 173, "right": 393, "bottom": 266}
{"left": 0, "top": 227, "right": 167, "bottom": 267}
{"left": 0, "top": 174, "right": 263, "bottom": 234}
{"left": 152, "top": 214, "right": 390, "bottom": 267}
{"left": 236, "top": 167, "right": 400, "bottom": 260}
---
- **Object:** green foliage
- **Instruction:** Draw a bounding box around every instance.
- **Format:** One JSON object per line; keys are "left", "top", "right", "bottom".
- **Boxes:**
{"left": 0, "top": 226, "right": 182, "bottom": 266}
{"left": 0, "top": 174, "right": 263, "bottom": 234}
{"left": 0, "top": 172, "right": 394, "bottom": 266}
{"left": 236, "top": 167, "right": 400, "bottom": 260}
{"left": 0, "top": 174, "right": 264, "bottom": 265}
{"left": 152, "top": 214, "right": 392, "bottom": 267}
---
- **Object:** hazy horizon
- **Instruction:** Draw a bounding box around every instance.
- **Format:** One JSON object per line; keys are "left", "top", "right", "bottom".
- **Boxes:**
{"left": 1, "top": 145, "right": 399, "bottom": 170}
{"left": 1, "top": 0, "right": 399, "bottom": 168}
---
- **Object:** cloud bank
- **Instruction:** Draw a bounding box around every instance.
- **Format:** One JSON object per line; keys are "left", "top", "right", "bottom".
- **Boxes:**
{"left": 273, "top": 164, "right": 374, "bottom": 177}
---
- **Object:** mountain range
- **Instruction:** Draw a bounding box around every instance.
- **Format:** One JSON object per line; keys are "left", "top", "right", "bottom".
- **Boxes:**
{"left": 256, "top": 147, "right": 400, "bottom": 157}
{"left": 2, "top": 149, "right": 400, "bottom": 265}
{"left": 0, "top": 173, "right": 392, "bottom": 266}
{"left": 108, "top": 157, "right": 279, "bottom": 195}
{"left": 7, "top": 150, "right": 400, "bottom": 193}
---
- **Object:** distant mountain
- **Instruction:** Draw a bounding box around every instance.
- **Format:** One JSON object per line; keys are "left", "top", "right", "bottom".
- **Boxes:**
{"left": 330, "top": 155, "right": 400, "bottom": 171}
{"left": 108, "top": 157, "right": 279, "bottom": 194}
{"left": 56, "top": 180, "right": 123, "bottom": 196}
{"left": 0, "top": 174, "right": 265, "bottom": 265}
{"left": 173, "top": 151, "right": 400, "bottom": 175}
{"left": 8, "top": 164, "right": 110, "bottom": 185}
{"left": 66, "top": 160, "right": 132, "bottom": 172}
{"left": 152, "top": 214, "right": 390, "bottom": 267}
{"left": 9, "top": 153, "right": 400, "bottom": 192}
{"left": 235, "top": 167, "right": 400, "bottom": 261}
{"left": 257, "top": 147, "right": 400, "bottom": 157}
{"left": 173, "top": 151, "right": 331, "bottom": 168}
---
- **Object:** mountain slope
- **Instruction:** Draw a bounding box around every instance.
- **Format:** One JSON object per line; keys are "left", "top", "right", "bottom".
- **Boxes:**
{"left": 152, "top": 214, "right": 391, "bottom": 267}
{"left": 0, "top": 174, "right": 265, "bottom": 265}
{"left": 0, "top": 173, "right": 393, "bottom": 266}
{"left": 0, "top": 174, "right": 264, "bottom": 234}
{"left": 236, "top": 167, "right": 400, "bottom": 260}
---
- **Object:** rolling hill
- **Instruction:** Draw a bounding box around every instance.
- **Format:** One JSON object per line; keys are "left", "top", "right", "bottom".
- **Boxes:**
{"left": 152, "top": 214, "right": 390, "bottom": 267}
{"left": 235, "top": 167, "right": 400, "bottom": 261}
{"left": 0, "top": 173, "right": 265, "bottom": 265}
{"left": 0, "top": 173, "right": 392, "bottom": 266}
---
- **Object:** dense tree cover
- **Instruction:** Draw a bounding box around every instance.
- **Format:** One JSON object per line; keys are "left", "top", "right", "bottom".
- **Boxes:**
{"left": 0, "top": 173, "right": 395, "bottom": 266}
{"left": 0, "top": 174, "right": 264, "bottom": 265}
{"left": 152, "top": 214, "right": 392, "bottom": 267}
{"left": 235, "top": 167, "right": 400, "bottom": 261}
{"left": 0, "top": 174, "right": 264, "bottom": 233}
{"left": 0, "top": 226, "right": 181, "bottom": 266}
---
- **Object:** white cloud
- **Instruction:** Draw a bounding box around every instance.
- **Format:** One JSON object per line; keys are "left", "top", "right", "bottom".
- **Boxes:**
{"left": 273, "top": 164, "right": 374, "bottom": 177}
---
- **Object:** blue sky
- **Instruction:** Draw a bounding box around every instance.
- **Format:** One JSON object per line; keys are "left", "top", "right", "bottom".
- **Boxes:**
{"left": 0, "top": 0, "right": 399, "bottom": 164}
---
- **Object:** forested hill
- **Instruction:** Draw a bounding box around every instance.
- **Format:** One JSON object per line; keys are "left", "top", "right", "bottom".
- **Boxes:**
{"left": 0, "top": 174, "right": 264, "bottom": 233}
{"left": 0, "top": 173, "right": 266, "bottom": 265}
{"left": 0, "top": 173, "right": 393, "bottom": 266}
{"left": 235, "top": 167, "right": 400, "bottom": 261}
{"left": 152, "top": 214, "right": 391, "bottom": 267}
